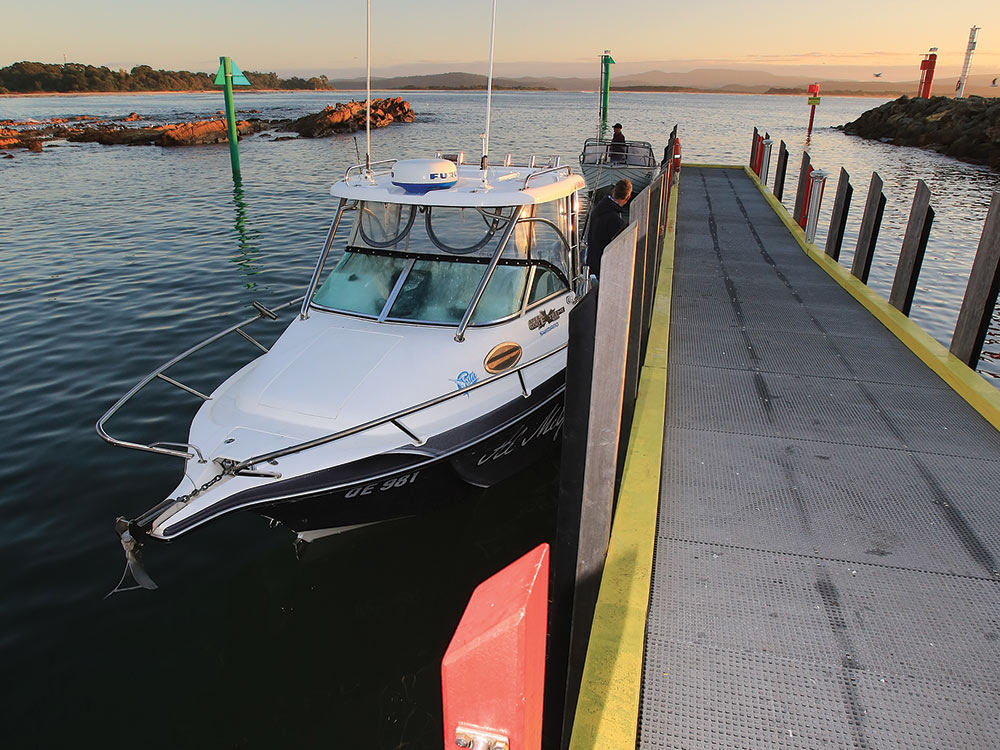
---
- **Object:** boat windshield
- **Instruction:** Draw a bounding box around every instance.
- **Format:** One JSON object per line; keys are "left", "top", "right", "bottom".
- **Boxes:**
{"left": 310, "top": 200, "right": 573, "bottom": 325}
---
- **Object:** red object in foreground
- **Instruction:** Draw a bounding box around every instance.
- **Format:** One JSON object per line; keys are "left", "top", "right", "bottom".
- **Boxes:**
{"left": 442, "top": 543, "right": 550, "bottom": 750}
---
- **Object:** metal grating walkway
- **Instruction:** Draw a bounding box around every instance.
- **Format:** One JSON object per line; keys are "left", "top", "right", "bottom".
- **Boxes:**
{"left": 638, "top": 167, "right": 1000, "bottom": 749}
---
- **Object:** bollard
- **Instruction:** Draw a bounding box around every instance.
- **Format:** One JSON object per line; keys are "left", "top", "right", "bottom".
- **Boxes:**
{"left": 442, "top": 543, "right": 550, "bottom": 750}
{"left": 804, "top": 169, "right": 828, "bottom": 244}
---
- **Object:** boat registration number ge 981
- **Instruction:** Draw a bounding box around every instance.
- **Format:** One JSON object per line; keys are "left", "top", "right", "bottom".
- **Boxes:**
{"left": 344, "top": 470, "right": 420, "bottom": 498}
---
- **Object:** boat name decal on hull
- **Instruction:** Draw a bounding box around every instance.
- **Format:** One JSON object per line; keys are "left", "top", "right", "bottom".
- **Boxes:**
{"left": 476, "top": 403, "right": 565, "bottom": 465}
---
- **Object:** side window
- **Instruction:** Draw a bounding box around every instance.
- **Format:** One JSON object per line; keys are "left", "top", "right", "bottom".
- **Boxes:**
{"left": 528, "top": 202, "right": 570, "bottom": 276}
{"left": 528, "top": 266, "right": 568, "bottom": 305}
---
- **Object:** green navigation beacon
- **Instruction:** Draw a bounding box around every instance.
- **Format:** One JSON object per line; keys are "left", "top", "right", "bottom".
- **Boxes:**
{"left": 214, "top": 56, "right": 251, "bottom": 183}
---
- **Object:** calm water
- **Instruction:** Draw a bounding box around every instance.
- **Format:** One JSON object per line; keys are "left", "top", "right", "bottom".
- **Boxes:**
{"left": 2, "top": 90, "right": 999, "bottom": 748}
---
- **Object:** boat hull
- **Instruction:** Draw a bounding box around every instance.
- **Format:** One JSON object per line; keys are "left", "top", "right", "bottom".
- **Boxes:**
{"left": 157, "top": 373, "right": 566, "bottom": 538}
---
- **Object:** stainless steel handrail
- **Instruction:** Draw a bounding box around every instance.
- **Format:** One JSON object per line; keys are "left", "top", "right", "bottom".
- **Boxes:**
{"left": 95, "top": 296, "right": 304, "bottom": 459}
{"left": 523, "top": 165, "right": 572, "bottom": 190}
{"left": 300, "top": 199, "right": 348, "bottom": 319}
{"left": 454, "top": 206, "right": 524, "bottom": 343}
{"left": 344, "top": 159, "right": 397, "bottom": 182}
{"left": 230, "top": 341, "right": 568, "bottom": 473}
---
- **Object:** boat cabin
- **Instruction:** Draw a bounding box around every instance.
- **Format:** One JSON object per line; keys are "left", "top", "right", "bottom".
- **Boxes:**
{"left": 303, "top": 157, "right": 587, "bottom": 340}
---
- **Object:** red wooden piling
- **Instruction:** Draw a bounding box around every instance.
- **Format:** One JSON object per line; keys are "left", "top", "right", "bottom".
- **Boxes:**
{"left": 799, "top": 164, "right": 814, "bottom": 228}
{"left": 442, "top": 543, "right": 550, "bottom": 750}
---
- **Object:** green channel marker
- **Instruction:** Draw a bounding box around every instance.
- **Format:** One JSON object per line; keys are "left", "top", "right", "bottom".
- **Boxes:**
{"left": 214, "top": 56, "right": 251, "bottom": 183}
{"left": 599, "top": 51, "right": 615, "bottom": 138}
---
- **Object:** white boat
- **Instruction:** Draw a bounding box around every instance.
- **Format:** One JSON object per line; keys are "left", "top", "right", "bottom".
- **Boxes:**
{"left": 98, "top": 155, "right": 587, "bottom": 547}
{"left": 579, "top": 137, "right": 658, "bottom": 194}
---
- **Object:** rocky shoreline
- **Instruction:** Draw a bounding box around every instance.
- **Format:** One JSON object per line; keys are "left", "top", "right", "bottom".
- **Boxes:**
{"left": 839, "top": 95, "right": 1000, "bottom": 172}
{"left": 0, "top": 97, "right": 414, "bottom": 155}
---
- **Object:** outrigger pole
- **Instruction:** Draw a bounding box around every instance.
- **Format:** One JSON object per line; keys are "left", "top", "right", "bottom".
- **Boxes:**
{"left": 365, "top": 0, "right": 372, "bottom": 177}
{"left": 481, "top": 0, "right": 497, "bottom": 184}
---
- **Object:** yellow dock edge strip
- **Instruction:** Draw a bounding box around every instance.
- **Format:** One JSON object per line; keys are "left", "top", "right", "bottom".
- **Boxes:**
{"left": 568, "top": 181, "right": 677, "bottom": 750}
{"left": 742, "top": 165, "right": 1000, "bottom": 431}
{"left": 682, "top": 162, "right": 736, "bottom": 169}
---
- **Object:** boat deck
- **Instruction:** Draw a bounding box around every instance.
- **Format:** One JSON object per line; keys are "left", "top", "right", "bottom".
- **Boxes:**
{"left": 637, "top": 167, "right": 1000, "bottom": 747}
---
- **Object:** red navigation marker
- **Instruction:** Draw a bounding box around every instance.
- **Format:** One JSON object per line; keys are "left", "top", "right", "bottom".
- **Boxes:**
{"left": 807, "top": 82, "right": 821, "bottom": 138}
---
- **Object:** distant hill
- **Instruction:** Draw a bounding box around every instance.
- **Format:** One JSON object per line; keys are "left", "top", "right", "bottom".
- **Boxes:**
{"left": 4, "top": 60, "right": 997, "bottom": 98}
{"left": 325, "top": 72, "right": 554, "bottom": 90}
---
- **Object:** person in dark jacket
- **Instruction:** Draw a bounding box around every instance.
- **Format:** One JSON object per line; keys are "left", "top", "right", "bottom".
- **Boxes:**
{"left": 586, "top": 178, "right": 632, "bottom": 279}
{"left": 608, "top": 122, "right": 627, "bottom": 162}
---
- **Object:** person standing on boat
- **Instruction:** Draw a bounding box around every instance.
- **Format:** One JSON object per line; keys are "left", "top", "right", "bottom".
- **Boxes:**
{"left": 608, "top": 123, "right": 627, "bottom": 163}
{"left": 586, "top": 178, "right": 632, "bottom": 279}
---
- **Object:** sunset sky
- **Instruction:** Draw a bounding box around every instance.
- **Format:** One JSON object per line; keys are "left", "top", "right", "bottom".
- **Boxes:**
{"left": 3, "top": 0, "right": 998, "bottom": 81}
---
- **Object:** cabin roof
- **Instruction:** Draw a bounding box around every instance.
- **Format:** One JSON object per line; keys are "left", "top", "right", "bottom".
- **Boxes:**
{"left": 330, "top": 163, "right": 585, "bottom": 207}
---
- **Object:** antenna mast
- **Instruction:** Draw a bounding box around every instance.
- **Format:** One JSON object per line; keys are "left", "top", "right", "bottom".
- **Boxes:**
{"left": 365, "top": 0, "right": 372, "bottom": 176}
{"left": 481, "top": 0, "right": 497, "bottom": 182}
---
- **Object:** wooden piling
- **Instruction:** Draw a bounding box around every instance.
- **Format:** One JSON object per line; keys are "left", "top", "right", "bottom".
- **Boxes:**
{"left": 890, "top": 180, "right": 935, "bottom": 316}
{"left": 825, "top": 167, "right": 853, "bottom": 261}
{"left": 950, "top": 193, "right": 1000, "bottom": 368}
{"left": 550, "top": 288, "right": 598, "bottom": 750}
{"left": 851, "top": 172, "right": 886, "bottom": 283}
{"left": 560, "top": 223, "right": 638, "bottom": 744}
{"left": 750, "top": 126, "right": 759, "bottom": 168}
{"left": 774, "top": 140, "right": 789, "bottom": 202}
{"left": 643, "top": 177, "right": 661, "bottom": 342}
{"left": 792, "top": 151, "right": 811, "bottom": 223}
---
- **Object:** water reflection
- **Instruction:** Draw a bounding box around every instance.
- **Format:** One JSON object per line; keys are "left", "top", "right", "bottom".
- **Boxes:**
{"left": 229, "top": 183, "right": 263, "bottom": 290}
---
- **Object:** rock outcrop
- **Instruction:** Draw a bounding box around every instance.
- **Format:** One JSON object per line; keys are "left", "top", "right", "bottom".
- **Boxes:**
{"left": 67, "top": 118, "right": 269, "bottom": 146}
{"left": 840, "top": 96, "right": 1000, "bottom": 172}
{"left": 281, "top": 97, "right": 415, "bottom": 137}
{"left": 0, "top": 100, "right": 416, "bottom": 154}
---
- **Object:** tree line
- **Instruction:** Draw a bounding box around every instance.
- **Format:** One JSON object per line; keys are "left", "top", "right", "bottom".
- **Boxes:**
{"left": 0, "top": 62, "right": 334, "bottom": 94}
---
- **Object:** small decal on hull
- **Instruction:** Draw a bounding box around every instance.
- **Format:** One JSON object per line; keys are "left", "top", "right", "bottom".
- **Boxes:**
{"left": 484, "top": 342, "right": 522, "bottom": 373}
{"left": 528, "top": 306, "right": 565, "bottom": 331}
{"left": 452, "top": 370, "right": 479, "bottom": 391}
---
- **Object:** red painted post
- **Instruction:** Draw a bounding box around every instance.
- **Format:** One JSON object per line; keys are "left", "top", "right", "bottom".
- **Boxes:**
{"left": 673, "top": 136, "right": 681, "bottom": 177}
{"left": 442, "top": 543, "right": 550, "bottom": 750}
{"left": 799, "top": 164, "right": 814, "bottom": 228}
{"left": 918, "top": 48, "right": 938, "bottom": 98}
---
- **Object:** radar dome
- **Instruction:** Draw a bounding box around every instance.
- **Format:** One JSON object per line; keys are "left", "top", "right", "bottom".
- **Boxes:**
{"left": 390, "top": 159, "right": 458, "bottom": 194}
